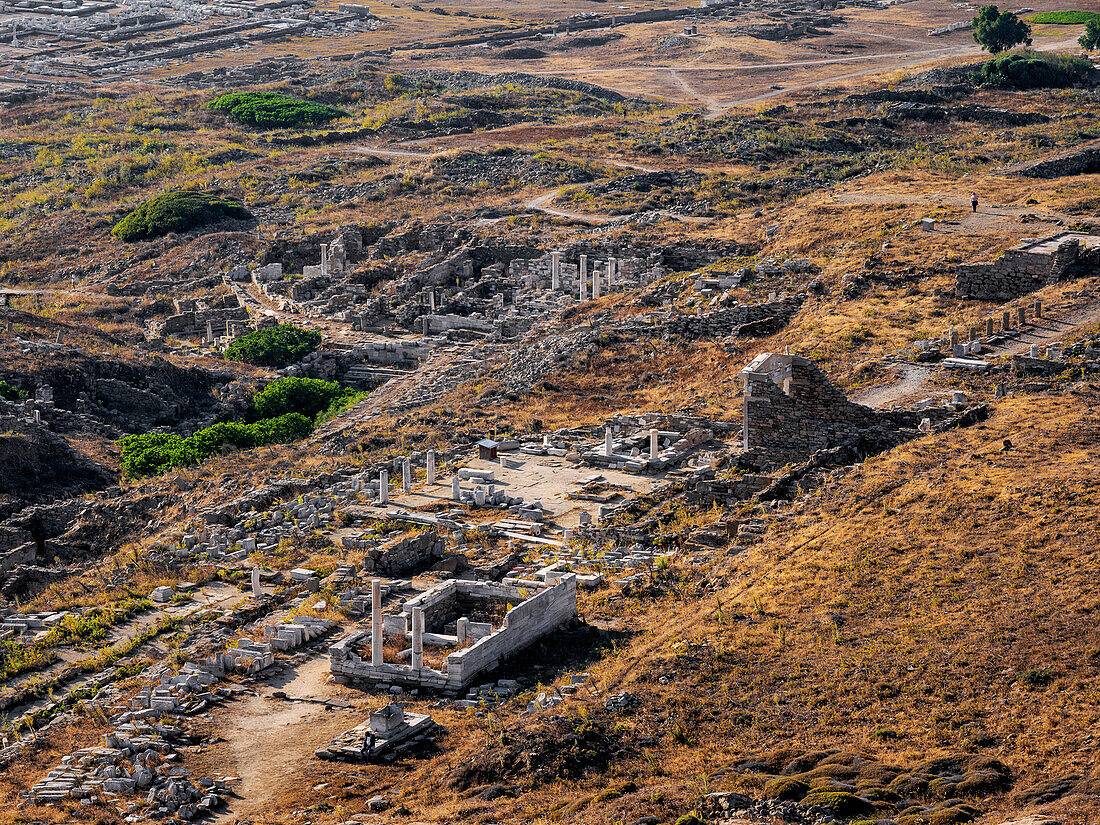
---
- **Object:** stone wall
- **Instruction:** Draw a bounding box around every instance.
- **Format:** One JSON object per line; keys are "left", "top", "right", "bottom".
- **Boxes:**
{"left": 741, "top": 353, "right": 887, "bottom": 465}
{"left": 1006, "top": 139, "right": 1100, "bottom": 179}
{"left": 659, "top": 295, "right": 803, "bottom": 338}
{"left": 0, "top": 542, "right": 36, "bottom": 576}
{"left": 956, "top": 234, "right": 1096, "bottom": 300}
{"left": 362, "top": 531, "right": 442, "bottom": 577}
{"left": 445, "top": 575, "right": 577, "bottom": 689}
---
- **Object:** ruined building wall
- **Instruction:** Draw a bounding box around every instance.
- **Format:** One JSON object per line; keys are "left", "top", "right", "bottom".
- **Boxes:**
{"left": 445, "top": 575, "right": 577, "bottom": 688}
{"left": 743, "top": 358, "right": 880, "bottom": 462}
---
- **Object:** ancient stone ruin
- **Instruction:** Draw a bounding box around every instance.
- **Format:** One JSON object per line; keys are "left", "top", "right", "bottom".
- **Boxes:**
{"left": 955, "top": 232, "right": 1100, "bottom": 301}
{"left": 329, "top": 575, "right": 577, "bottom": 695}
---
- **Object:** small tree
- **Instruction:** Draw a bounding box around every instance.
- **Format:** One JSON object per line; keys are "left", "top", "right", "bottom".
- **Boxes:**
{"left": 1081, "top": 18, "right": 1100, "bottom": 52}
{"left": 972, "top": 5, "right": 1032, "bottom": 53}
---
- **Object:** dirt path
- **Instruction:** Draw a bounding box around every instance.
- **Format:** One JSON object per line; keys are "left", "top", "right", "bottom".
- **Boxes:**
{"left": 667, "top": 69, "right": 723, "bottom": 120}
{"left": 208, "top": 654, "right": 359, "bottom": 824}
{"left": 856, "top": 300, "right": 1100, "bottom": 408}
{"left": 854, "top": 364, "right": 934, "bottom": 409}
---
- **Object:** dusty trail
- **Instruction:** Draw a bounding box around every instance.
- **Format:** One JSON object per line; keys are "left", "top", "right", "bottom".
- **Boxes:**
{"left": 208, "top": 654, "right": 358, "bottom": 824}
{"left": 667, "top": 69, "right": 723, "bottom": 120}
{"left": 857, "top": 302, "right": 1100, "bottom": 408}
{"left": 855, "top": 364, "right": 934, "bottom": 409}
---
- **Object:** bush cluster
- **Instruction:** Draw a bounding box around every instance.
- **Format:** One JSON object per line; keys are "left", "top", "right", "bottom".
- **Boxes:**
{"left": 208, "top": 91, "right": 347, "bottom": 128}
{"left": 119, "top": 413, "right": 311, "bottom": 478}
{"left": 0, "top": 379, "right": 26, "bottom": 400}
{"left": 118, "top": 377, "right": 362, "bottom": 478}
{"left": 224, "top": 324, "right": 321, "bottom": 368}
{"left": 252, "top": 376, "right": 357, "bottom": 421}
{"left": 1029, "top": 10, "right": 1099, "bottom": 24}
{"left": 975, "top": 51, "right": 1092, "bottom": 88}
{"left": 112, "top": 190, "right": 251, "bottom": 242}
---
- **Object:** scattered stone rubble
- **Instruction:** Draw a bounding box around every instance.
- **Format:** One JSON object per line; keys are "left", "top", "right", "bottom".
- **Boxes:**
{"left": 28, "top": 664, "right": 232, "bottom": 814}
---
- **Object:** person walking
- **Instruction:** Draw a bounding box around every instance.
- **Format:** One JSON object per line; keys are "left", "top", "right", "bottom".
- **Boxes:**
{"left": 971, "top": 192, "right": 978, "bottom": 213}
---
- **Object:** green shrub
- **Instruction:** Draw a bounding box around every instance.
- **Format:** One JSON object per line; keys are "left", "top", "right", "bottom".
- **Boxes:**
{"left": 974, "top": 50, "right": 1092, "bottom": 88}
{"left": 208, "top": 91, "right": 347, "bottom": 128}
{"left": 118, "top": 412, "right": 313, "bottom": 478}
{"left": 1030, "top": 10, "right": 1100, "bottom": 25}
{"left": 247, "top": 412, "right": 313, "bottom": 443}
{"left": 1018, "top": 666, "right": 1057, "bottom": 687}
{"left": 118, "top": 432, "right": 198, "bottom": 478}
{"left": 674, "top": 815, "right": 704, "bottom": 825}
{"left": 0, "top": 379, "right": 26, "bottom": 400}
{"left": 930, "top": 804, "right": 982, "bottom": 825}
{"left": 765, "top": 777, "right": 811, "bottom": 801}
{"left": 802, "top": 791, "right": 876, "bottom": 818}
{"left": 112, "top": 190, "right": 251, "bottom": 242}
{"left": 251, "top": 376, "right": 355, "bottom": 421}
{"left": 1080, "top": 18, "right": 1100, "bottom": 51}
{"left": 224, "top": 324, "right": 321, "bottom": 368}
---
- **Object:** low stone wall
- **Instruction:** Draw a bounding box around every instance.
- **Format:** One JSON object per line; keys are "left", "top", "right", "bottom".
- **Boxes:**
{"left": 956, "top": 235, "right": 1086, "bottom": 300}
{"left": 0, "top": 542, "right": 36, "bottom": 576}
{"left": 1006, "top": 139, "right": 1100, "bottom": 179}
{"left": 446, "top": 575, "right": 577, "bottom": 689}
{"left": 660, "top": 296, "right": 803, "bottom": 338}
{"left": 155, "top": 307, "right": 251, "bottom": 337}
{"left": 362, "top": 531, "right": 442, "bottom": 577}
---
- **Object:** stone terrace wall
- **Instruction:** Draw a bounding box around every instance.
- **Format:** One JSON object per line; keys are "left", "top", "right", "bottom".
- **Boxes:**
{"left": 363, "top": 530, "right": 442, "bottom": 577}
{"left": 956, "top": 236, "right": 1082, "bottom": 300}
{"left": 661, "top": 295, "right": 803, "bottom": 337}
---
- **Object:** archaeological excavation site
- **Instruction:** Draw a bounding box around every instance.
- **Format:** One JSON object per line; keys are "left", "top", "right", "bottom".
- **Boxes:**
{"left": 0, "top": 0, "right": 1099, "bottom": 823}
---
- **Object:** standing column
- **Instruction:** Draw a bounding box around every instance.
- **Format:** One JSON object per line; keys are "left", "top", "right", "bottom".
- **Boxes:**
{"left": 649, "top": 428, "right": 659, "bottom": 460}
{"left": 320, "top": 243, "right": 329, "bottom": 278}
{"left": 371, "top": 578, "right": 383, "bottom": 666}
{"left": 205, "top": 320, "right": 214, "bottom": 343}
{"left": 251, "top": 566, "right": 262, "bottom": 599}
{"left": 1034, "top": 299, "right": 1042, "bottom": 318}
{"left": 428, "top": 290, "right": 436, "bottom": 312}
{"left": 411, "top": 607, "right": 424, "bottom": 669}
{"left": 402, "top": 458, "right": 411, "bottom": 494}
{"left": 379, "top": 470, "right": 388, "bottom": 505}
{"left": 607, "top": 257, "right": 616, "bottom": 289}
{"left": 605, "top": 426, "right": 613, "bottom": 456}
{"left": 579, "top": 255, "right": 588, "bottom": 301}
{"left": 550, "top": 251, "right": 561, "bottom": 291}
{"left": 426, "top": 450, "right": 435, "bottom": 485}
{"left": 452, "top": 476, "right": 461, "bottom": 501}
{"left": 592, "top": 262, "right": 601, "bottom": 299}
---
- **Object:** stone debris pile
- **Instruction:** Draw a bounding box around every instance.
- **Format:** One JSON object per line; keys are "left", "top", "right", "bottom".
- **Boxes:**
{"left": 265, "top": 616, "right": 336, "bottom": 651}
{"left": 28, "top": 666, "right": 232, "bottom": 815}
